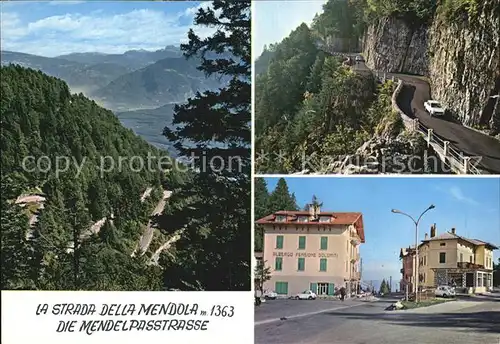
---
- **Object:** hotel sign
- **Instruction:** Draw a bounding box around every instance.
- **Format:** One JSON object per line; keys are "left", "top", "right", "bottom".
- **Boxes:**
{"left": 273, "top": 252, "right": 338, "bottom": 258}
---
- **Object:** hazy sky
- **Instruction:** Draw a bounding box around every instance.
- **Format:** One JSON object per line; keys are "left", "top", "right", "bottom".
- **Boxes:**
{"left": 252, "top": 0, "right": 327, "bottom": 59}
{"left": 0, "top": 1, "right": 214, "bottom": 57}
{"left": 263, "top": 177, "right": 500, "bottom": 290}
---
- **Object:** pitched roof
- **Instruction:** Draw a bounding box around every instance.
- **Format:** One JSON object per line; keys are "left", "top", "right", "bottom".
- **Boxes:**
{"left": 255, "top": 211, "right": 365, "bottom": 243}
{"left": 422, "top": 231, "right": 498, "bottom": 250}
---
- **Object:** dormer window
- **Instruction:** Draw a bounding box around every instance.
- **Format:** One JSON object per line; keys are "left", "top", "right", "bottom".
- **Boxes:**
{"left": 276, "top": 215, "right": 286, "bottom": 222}
{"left": 319, "top": 216, "right": 330, "bottom": 223}
{"left": 298, "top": 216, "right": 308, "bottom": 222}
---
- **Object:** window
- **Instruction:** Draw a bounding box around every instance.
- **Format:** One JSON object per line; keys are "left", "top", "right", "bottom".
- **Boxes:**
{"left": 460, "top": 253, "right": 463, "bottom": 262}
{"left": 276, "top": 235, "right": 284, "bottom": 249}
{"left": 275, "top": 281, "right": 288, "bottom": 295}
{"left": 298, "top": 236, "right": 306, "bottom": 250}
{"left": 320, "top": 237, "right": 328, "bottom": 250}
{"left": 298, "top": 216, "right": 308, "bottom": 222}
{"left": 319, "top": 216, "right": 330, "bottom": 223}
{"left": 275, "top": 257, "right": 282, "bottom": 271}
{"left": 478, "top": 274, "right": 483, "bottom": 287}
{"left": 320, "top": 258, "right": 327, "bottom": 271}
{"left": 440, "top": 242, "right": 446, "bottom": 247}
{"left": 439, "top": 252, "right": 446, "bottom": 263}
{"left": 470, "top": 256, "right": 473, "bottom": 263}
{"left": 298, "top": 258, "right": 305, "bottom": 271}
{"left": 276, "top": 215, "right": 286, "bottom": 222}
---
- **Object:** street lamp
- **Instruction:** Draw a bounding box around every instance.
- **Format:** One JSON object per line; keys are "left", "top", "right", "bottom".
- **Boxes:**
{"left": 391, "top": 204, "right": 435, "bottom": 302}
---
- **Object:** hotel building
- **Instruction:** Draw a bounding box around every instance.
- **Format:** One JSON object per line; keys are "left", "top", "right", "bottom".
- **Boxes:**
{"left": 400, "top": 224, "right": 497, "bottom": 293}
{"left": 256, "top": 205, "right": 365, "bottom": 297}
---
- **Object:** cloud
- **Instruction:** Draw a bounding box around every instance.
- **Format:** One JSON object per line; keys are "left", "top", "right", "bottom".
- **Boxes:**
{"left": 47, "top": 1, "right": 86, "bottom": 5}
{"left": 448, "top": 186, "right": 480, "bottom": 206}
{"left": 0, "top": 3, "right": 216, "bottom": 57}
{"left": 434, "top": 184, "right": 479, "bottom": 206}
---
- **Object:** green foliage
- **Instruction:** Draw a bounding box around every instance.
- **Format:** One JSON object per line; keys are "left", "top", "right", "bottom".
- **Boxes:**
{"left": 253, "top": 178, "right": 298, "bottom": 251}
{"left": 254, "top": 261, "right": 272, "bottom": 293}
{"left": 379, "top": 279, "right": 390, "bottom": 294}
{"left": 0, "top": 64, "right": 181, "bottom": 290}
{"left": 161, "top": 0, "right": 250, "bottom": 291}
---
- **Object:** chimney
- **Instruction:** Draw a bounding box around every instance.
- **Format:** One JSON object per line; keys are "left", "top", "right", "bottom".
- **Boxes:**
{"left": 314, "top": 204, "right": 321, "bottom": 218}
{"left": 451, "top": 228, "right": 456, "bottom": 235}
{"left": 424, "top": 233, "right": 428, "bottom": 240}
{"left": 308, "top": 204, "right": 314, "bottom": 218}
{"left": 430, "top": 224, "right": 436, "bottom": 238}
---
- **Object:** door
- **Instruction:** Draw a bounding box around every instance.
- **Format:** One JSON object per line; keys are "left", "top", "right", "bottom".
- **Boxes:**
{"left": 317, "top": 283, "right": 328, "bottom": 296}
{"left": 310, "top": 283, "right": 318, "bottom": 294}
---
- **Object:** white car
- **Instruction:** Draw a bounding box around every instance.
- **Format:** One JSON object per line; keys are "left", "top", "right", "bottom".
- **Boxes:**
{"left": 355, "top": 55, "right": 364, "bottom": 62}
{"left": 263, "top": 290, "right": 277, "bottom": 300}
{"left": 424, "top": 100, "right": 445, "bottom": 116}
{"left": 293, "top": 290, "right": 317, "bottom": 300}
{"left": 435, "top": 285, "right": 456, "bottom": 298}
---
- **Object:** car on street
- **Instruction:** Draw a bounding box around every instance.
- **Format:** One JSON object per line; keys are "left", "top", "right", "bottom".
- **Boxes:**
{"left": 292, "top": 290, "right": 317, "bottom": 300}
{"left": 424, "top": 100, "right": 446, "bottom": 116}
{"left": 355, "top": 55, "right": 365, "bottom": 62}
{"left": 435, "top": 285, "right": 456, "bottom": 298}
{"left": 263, "top": 290, "right": 278, "bottom": 300}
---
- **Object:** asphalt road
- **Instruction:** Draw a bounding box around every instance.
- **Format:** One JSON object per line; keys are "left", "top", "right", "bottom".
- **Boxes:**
{"left": 255, "top": 297, "right": 500, "bottom": 344}
{"left": 349, "top": 58, "right": 500, "bottom": 173}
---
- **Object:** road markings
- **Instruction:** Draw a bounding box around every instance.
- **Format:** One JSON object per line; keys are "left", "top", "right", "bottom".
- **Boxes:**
{"left": 255, "top": 302, "right": 366, "bottom": 326}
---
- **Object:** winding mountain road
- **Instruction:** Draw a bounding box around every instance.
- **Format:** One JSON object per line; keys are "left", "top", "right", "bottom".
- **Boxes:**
{"left": 351, "top": 58, "right": 500, "bottom": 173}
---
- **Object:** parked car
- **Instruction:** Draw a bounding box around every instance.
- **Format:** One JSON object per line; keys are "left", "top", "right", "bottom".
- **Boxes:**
{"left": 263, "top": 290, "right": 278, "bottom": 300}
{"left": 435, "top": 285, "right": 456, "bottom": 298}
{"left": 292, "top": 290, "right": 317, "bottom": 300}
{"left": 424, "top": 100, "right": 445, "bottom": 116}
{"left": 355, "top": 55, "right": 365, "bottom": 62}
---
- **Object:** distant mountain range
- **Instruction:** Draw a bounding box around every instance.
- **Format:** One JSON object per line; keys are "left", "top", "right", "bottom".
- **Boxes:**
{"left": 0, "top": 47, "right": 224, "bottom": 111}
{"left": 1, "top": 47, "right": 225, "bottom": 154}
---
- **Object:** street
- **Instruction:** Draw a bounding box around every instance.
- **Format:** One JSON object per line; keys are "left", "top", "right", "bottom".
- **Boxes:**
{"left": 349, "top": 54, "right": 500, "bottom": 174}
{"left": 255, "top": 296, "right": 500, "bottom": 344}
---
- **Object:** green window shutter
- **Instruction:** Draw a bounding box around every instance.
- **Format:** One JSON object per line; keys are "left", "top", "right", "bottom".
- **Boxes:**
{"left": 298, "top": 257, "right": 305, "bottom": 271}
{"left": 310, "top": 283, "right": 317, "bottom": 293}
{"left": 275, "top": 257, "right": 282, "bottom": 271}
{"left": 320, "top": 258, "right": 327, "bottom": 271}
{"left": 276, "top": 235, "right": 284, "bottom": 249}
{"left": 298, "top": 236, "right": 306, "bottom": 249}
{"left": 328, "top": 283, "right": 335, "bottom": 296}
{"left": 321, "top": 237, "right": 328, "bottom": 250}
{"left": 275, "top": 282, "right": 288, "bottom": 295}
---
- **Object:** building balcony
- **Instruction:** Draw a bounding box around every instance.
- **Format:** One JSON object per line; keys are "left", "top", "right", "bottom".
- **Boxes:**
{"left": 457, "top": 262, "right": 484, "bottom": 269}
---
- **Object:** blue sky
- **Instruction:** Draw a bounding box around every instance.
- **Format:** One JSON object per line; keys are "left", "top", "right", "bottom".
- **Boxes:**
{"left": 0, "top": 1, "right": 214, "bottom": 57}
{"left": 263, "top": 177, "right": 500, "bottom": 289}
{"left": 253, "top": 0, "right": 327, "bottom": 59}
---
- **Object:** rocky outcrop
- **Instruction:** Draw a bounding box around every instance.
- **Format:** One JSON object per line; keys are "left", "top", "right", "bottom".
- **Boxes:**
{"left": 363, "top": 0, "right": 500, "bottom": 130}
{"left": 429, "top": 2, "right": 500, "bottom": 128}
{"left": 295, "top": 131, "right": 447, "bottom": 175}
{"left": 363, "top": 16, "right": 428, "bottom": 75}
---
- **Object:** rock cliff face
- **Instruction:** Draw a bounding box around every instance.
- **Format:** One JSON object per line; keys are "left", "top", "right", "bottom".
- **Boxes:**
{"left": 363, "top": 17, "right": 428, "bottom": 75}
{"left": 363, "top": 0, "right": 500, "bottom": 130}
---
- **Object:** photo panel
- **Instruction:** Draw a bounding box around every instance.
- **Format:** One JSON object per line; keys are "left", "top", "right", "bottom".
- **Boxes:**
{"left": 253, "top": 0, "right": 500, "bottom": 175}
{"left": 1, "top": 1, "right": 252, "bottom": 343}
{"left": 254, "top": 176, "right": 500, "bottom": 343}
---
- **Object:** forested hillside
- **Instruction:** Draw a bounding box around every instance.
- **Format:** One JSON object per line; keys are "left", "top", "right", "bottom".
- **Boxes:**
{"left": 0, "top": 65, "right": 181, "bottom": 290}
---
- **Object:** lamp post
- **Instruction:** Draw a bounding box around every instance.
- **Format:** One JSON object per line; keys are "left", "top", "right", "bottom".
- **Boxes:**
{"left": 391, "top": 204, "right": 435, "bottom": 302}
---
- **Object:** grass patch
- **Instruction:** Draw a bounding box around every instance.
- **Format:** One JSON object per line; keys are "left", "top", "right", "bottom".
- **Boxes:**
{"left": 402, "top": 298, "right": 454, "bottom": 309}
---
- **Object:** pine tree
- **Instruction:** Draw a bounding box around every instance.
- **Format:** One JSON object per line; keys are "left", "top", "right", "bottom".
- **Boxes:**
{"left": 267, "top": 178, "right": 299, "bottom": 212}
{"left": 254, "top": 178, "right": 269, "bottom": 252}
{"left": 161, "top": 0, "right": 250, "bottom": 291}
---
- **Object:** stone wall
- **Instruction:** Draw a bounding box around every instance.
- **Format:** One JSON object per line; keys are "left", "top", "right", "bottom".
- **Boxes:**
{"left": 363, "top": 0, "right": 500, "bottom": 129}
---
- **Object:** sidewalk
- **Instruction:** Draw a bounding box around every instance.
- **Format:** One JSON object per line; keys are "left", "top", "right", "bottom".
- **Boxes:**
{"left": 403, "top": 300, "right": 483, "bottom": 314}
